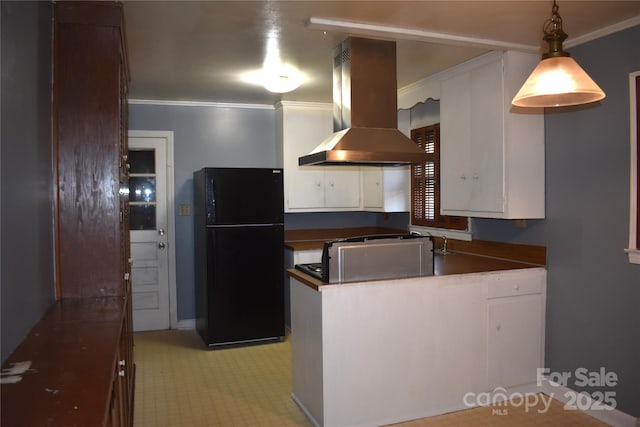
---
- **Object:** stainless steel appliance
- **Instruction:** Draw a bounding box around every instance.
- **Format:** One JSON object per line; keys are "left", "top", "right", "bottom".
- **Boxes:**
{"left": 295, "top": 234, "right": 434, "bottom": 283}
{"left": 194, "top": 168, "right": 285, "bottom": 348}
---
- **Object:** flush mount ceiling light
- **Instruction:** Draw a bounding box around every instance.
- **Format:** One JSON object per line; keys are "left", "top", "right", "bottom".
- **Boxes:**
{"left": 262, "top": 63, "right": 303, "bottom": 93}
{"left": 512, "top": 0, "right": 606, "bottom": 108}
{"left": 261, "top": 32, "right": 303, "bottom": 93}
{"left": 239, "top": 31, "right": 304, "bottom": 93}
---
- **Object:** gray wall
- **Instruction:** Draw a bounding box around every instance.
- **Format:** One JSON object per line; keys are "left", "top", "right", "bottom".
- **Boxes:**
{"left": 129, "top": 103, "right": 278, "bottom": 321}
{"left": 473, "top": 25, "right": 640, "bottom": 417}
{"left": 1, "top": 1, "right": 55, "bottom": 362}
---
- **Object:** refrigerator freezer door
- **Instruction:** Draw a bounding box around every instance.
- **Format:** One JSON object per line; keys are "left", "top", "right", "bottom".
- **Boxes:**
{"left": 205, "top": 168, "right": 284, "bottom": 225}
{"left": 198, "top": 224, "right": 285, "bottom": 346}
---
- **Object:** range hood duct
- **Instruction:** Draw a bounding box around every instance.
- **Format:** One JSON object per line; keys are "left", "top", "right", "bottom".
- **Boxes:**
{"left": 298, "top": 37, "right": 427, "bottom": 167}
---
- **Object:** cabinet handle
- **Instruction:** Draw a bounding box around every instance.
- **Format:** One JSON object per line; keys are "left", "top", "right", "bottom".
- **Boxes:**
{"left": 118, "top": 370, "right": 125, "bottom": 377}
{"left": 118, "top": 359, "right": 126, "bottom": 367}
{"left": 514, "top": 284, "right": 520, "bottom": 291}
{"left": 472, "top": 174, "right": 479, "bottom": 180}
{"left": 460, "top": 174, "right": 467, "bottom": 180}
{"left": 124, "top": 272, "right": 130, "bottom": 281}
{"left": 496, "top": 323, "right": 501, "bottom": 331}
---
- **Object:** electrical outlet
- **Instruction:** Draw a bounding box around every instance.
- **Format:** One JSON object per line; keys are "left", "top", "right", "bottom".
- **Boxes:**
{"left": 179, "top": 204, "right": 191, "bottom": 216}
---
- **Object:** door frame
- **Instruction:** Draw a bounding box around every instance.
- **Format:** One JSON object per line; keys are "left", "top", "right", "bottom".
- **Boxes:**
{"left": 128, "top": 130, "right": 178, "bottom": 328}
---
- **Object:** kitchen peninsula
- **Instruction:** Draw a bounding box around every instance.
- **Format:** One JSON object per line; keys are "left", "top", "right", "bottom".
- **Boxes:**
{"left": 288, "top": 246, "right": 546, "bottom": 427}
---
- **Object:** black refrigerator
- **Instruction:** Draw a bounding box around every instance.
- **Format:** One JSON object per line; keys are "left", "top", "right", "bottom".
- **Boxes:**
{"left": 193, "top": 167, "right": 285, "bottom": 348}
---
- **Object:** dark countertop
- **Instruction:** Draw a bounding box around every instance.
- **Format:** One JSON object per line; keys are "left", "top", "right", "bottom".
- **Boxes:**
{"left": 287, "top": 251, "right": 543, "bottom": 291}
{"left": 1, "top": 297, "right": 126, "bottom": 427}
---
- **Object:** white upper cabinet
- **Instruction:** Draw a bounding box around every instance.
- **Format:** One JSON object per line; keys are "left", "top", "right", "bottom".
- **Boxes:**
{"left": 440, "top": 51, "right": 545, "bottom": 219}
{"left": 277, "top": 102, "right": 361, "bottom": 212}
{"left": 362, "top": 167, "right": 410, "bottom": 212}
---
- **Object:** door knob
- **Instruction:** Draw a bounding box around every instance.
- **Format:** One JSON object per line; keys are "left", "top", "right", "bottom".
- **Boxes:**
{"left": 158, "top": 242, "right": 166, "bottom": 250}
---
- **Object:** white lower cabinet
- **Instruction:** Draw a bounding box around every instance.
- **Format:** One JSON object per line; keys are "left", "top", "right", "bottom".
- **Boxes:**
{"left": 487, "top": 269, "right": 546, "bottom": 389}
{"left": 290, "top": 267, "right": 547, "bottom": 427}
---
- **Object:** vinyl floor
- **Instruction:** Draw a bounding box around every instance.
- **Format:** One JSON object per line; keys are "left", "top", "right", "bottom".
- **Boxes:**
{"left": 133, "top": 329, "right": 609, "bottom": 427}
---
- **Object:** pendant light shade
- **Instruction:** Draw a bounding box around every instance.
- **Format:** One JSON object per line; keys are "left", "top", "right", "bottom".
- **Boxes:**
{"left": 512, "top": 56, "right": 605, "bottom": 107}
{"left": 512, "top": 0, "right": 605, "bottom": 108}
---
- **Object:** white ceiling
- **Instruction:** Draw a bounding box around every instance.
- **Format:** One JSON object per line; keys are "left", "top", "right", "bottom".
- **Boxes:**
{"left": 123, "top": 1, "right": 640, "bottom": 105}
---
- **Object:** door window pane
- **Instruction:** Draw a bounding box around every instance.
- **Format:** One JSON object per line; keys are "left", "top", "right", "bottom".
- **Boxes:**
{"left": 128, "top": 148, "right": 156, "bottom": 230}
{"left": 128, "top": 150, "right": 155, "bottom": 174}
{"left": 130, "top": 205, "right": 156, "bottom": 230}
{"left": 129, "top": 177, "right": 156, "bottom": 202}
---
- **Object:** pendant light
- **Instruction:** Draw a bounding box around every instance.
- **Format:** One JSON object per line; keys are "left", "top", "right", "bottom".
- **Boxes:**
{"left": 512, "top": 0, "right": 605, "bottom": 108}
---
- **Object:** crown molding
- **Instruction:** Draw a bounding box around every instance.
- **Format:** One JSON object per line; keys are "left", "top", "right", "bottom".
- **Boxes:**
{"left": 565, "top": 16, "right": 640, "bottom": 48}
{"left": 275, "top": 100, "right": 332, "bottom": 110}
{"left": 128, "top": 98, "right": 274, "bottom": 110}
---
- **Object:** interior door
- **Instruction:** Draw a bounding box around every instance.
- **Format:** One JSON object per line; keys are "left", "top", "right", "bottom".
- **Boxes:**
{"left": 128, "top": 136, "right": 170, "bottom": 331}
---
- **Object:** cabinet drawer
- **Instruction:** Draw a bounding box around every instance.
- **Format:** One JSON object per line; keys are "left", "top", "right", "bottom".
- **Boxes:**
{"left": 487, "top": 270, "right": 544, "bottom": 299}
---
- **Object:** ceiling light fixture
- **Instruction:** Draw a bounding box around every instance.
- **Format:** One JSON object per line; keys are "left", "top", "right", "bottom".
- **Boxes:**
{"left": 512, "top": 0, "right": 605, "bottom": 108}
{"left": 261, "top": 33, "right": 302, "bottom": 93}
{"left": 262, "top": 63, "right": 303, "bottom": 93}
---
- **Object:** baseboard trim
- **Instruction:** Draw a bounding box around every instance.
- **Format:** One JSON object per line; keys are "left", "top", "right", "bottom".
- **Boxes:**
{"left": 175, "top": 318, "right": 196, "bottom": 330}
{"left": 537, "top": 378, "right": 638, "bottom": 427}
{"left": 291, "top": 393, "right": 321, "bottom": 427}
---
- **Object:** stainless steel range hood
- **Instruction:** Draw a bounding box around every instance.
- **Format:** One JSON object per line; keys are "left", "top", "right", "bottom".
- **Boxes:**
{"left": 299, "top": 37, "right": 427, "bottom": 167}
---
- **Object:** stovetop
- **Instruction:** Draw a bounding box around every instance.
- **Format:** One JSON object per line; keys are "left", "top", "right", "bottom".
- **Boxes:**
{"left": 294, "top": 263, "right": 324, "bottom": 281}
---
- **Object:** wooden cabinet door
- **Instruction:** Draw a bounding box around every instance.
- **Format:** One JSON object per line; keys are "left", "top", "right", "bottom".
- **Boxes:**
{"left": 54, "top": 1, "right": 129, "bottom": 298}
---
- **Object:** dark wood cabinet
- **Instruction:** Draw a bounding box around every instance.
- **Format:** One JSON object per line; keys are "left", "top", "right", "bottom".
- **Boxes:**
{"left": 1, "top": 2, "right": 134, "bottom": 426}
{"left": 54, "top": 0, "right": 130, "bottom": 300}
{"left": 53, "top": 1, "right": 134, "bottom": 424}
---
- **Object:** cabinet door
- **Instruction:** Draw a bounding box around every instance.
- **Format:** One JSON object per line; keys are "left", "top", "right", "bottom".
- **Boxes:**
{"left": 281, "top": 107, "right": 333, "bottom": 210}
{"left": 362, "top": 168, "right": 384, "bottom": 209}
{"left": 441, "top": 71, "right": 472, "bottom": 212}
{"left": 441, "top": 56, "right": 505, "bottom": 215}
{"left": 469, "top": 59, "right": 504, "bottom": 213}
{"left": 287, "top": 168, "right": 326, "bottom": 209}
{"left": 487, "top": 293, "right": 544, "bottom": 389}
{"left": 324, "top": 168, "right": 361, "bottom": 208}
